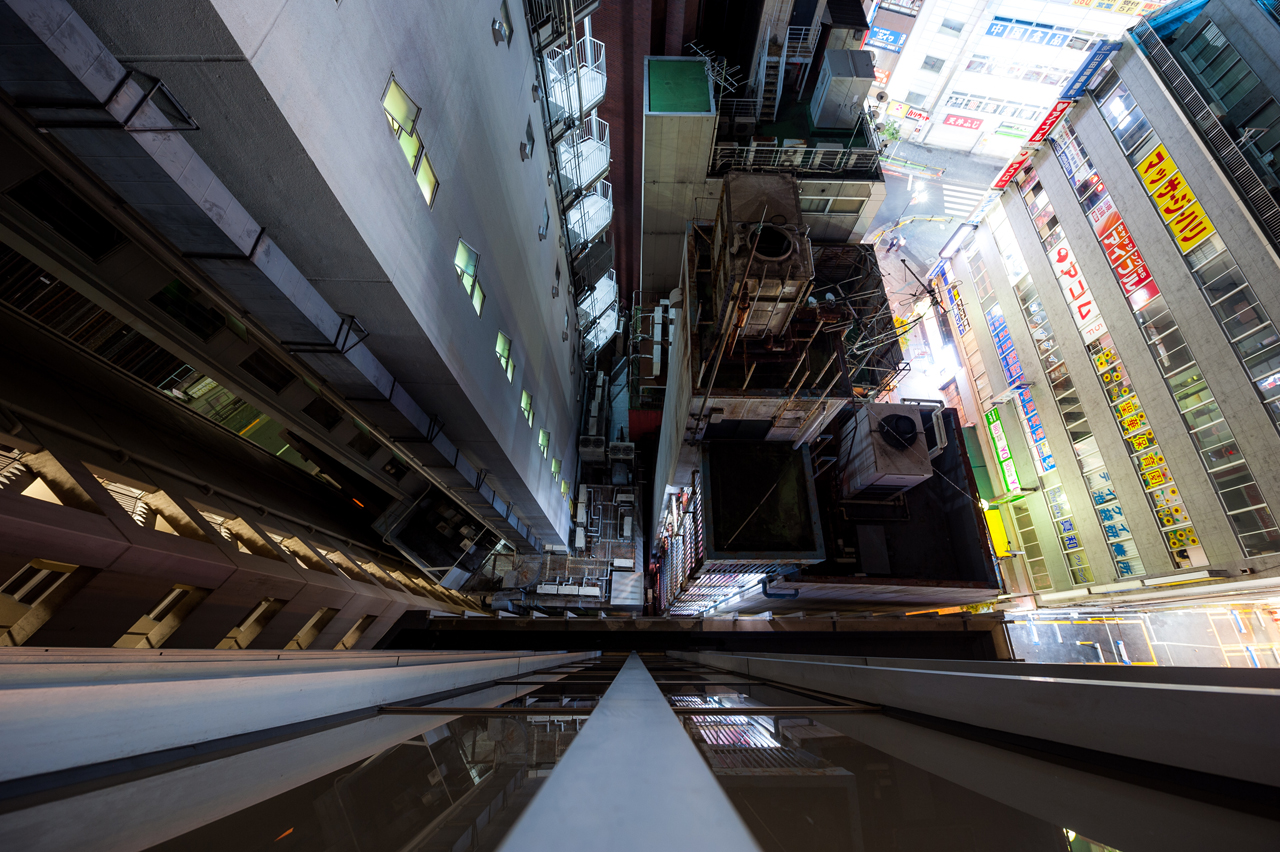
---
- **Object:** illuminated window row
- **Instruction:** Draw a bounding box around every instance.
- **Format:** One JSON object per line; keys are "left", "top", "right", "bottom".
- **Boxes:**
{"left": 381, "top": 78, "right": 439, "bottom": 207}
{"left": 985, "top": 212, "right": 1140, "bottom": 581}
{"left": 1091, "top": 70, "right": 1280, "bottom": 428}
{"left": 1049, "top": 82, "right": 1280, "bottom": 559}
{"left": 1011, "top": 170, "right": 1204, "bottom": 569}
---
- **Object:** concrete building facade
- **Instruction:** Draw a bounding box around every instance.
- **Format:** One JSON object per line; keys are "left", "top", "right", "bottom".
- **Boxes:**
{"left": 939, "top": 0, "right": 1280, "bottom": 607}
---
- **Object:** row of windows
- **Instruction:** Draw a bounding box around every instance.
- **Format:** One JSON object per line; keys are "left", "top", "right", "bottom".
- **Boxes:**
{"left": 1181, "top": 21, "right": 1259, "bottom": 112}
{"left": 984, "top": 214, "right": 1136, "bottom": 582}
{"left": 497, "top": 332, "right": 568, "bottom": 497}
{"left": 942, "top": 92, "right": 1042, "bottom": 121}
{"left": 381, "top": 23, "right": 573, "bottom": 504}
{"left": 963, "top": 55, "right": 1075, "bottom": 88}
{"left": 1081, "top": 69, "right": 1280, "bottom": 557}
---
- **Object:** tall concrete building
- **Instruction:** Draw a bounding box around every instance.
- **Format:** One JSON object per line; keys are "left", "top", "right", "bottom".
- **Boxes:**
{"left": 0, "top": 0, "right": 624, "bottom": 646}
{"left": 938, "top": 0, "right": 1280, "bottom": 607}
{"left": 880, "top": 0, "right": 1159, "bottom": 156}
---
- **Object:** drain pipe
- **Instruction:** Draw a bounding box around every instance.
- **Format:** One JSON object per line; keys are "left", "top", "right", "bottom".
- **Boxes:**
{"left": 760, "top": 578, "right": 799, "bottom": 599}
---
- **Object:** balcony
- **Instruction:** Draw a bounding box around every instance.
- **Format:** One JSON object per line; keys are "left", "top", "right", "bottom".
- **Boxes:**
{"left": 566, "top": 179, "right": 612, "bottom": 251}
{"left": 526, "top": 0, "right": 600, "bottom": 49}
{"left": 557, "top": 115, "right": 610, "bottom": 194}
{"left": 577, "top": 269, "right": 618, "bottom": 353}
{"left": 545, "top": 37, "right": 607, "bottom": 123}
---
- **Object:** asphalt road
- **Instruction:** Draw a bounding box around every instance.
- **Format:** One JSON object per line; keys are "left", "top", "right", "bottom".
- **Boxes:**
{"left": 865, "top": 139, "right": 1006, "bottom": 276}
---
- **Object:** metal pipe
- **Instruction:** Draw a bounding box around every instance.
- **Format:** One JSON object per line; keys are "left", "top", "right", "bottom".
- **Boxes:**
{"left": 792, "top": 367, "right": 844, "bottom": 449}
{"left": 742, "top": 362, "right": 757, "bottom": 389}
{"left": 783, "top": 320, "right": 823, "bottom": 387}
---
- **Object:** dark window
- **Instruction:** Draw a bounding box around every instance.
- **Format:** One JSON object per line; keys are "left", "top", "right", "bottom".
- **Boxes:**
{"left": 303, "top": 396, "right": 344, "bottom": 430}
{"left": 348, "top": 430, "right": 381, "bottom": 459}
{"left": 922, "top": 56, "right": 946, "bottom": 73}
{"left": 150, "top": 280, "right": 226, "bottom": 341}
{"left": 239, "top": 349, "right": 295, "bottom": 393}
{"left": 383, "top": 457, "right": 410, "bottom": 481}
{"left": 7, "top": 171, "right": 124, "bottom": 261}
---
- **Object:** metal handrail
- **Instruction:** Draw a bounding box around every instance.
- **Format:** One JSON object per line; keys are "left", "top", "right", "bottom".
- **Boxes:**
{"left": 1132, "top": 22, "right": 1280, "bottom": 253}
{"left": 557, "top": 115, "right": 610, "bottom": 191}
{"left": 718, "top": 98, "right": 759, "bottom": 120}
{"left": 786, "top": 26, "right": 819, "bottom": 61}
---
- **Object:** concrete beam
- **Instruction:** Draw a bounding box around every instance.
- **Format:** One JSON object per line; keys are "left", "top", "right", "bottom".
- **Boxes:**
{"left": 0, "top": 648, "right": 595, "bottom": 783}
{"left": 670, "top": 651, "right": 1280, "bottom": 788}
{"left": 498, "top": 652, "right": 760, "bottom": 852}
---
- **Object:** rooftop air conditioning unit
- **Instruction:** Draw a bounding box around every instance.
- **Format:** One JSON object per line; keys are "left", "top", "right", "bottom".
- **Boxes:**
{"left": 608, "top": 442, "right": 635, "bottom": 460}
{"left": 579, "top": 435, "right": 607, "bottom": 462}
{"left": 838, "top": 403, "right": 933, "bottom": 499}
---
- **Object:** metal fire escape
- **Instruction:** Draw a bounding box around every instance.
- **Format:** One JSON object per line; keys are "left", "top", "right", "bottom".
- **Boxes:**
{"left": 523, "top": 0, "right": 618, "bottom": 358}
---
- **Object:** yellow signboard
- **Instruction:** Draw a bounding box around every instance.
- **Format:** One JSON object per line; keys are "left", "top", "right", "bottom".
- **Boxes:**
{"left": 1137, "top": 144, "right": 1176, "bottom": 194}
{"left": 1153, "top": 172, "right": 1196, "bottom": 221}
{"left": 1169, "top": 201, "right": 1217, "bottom": 253}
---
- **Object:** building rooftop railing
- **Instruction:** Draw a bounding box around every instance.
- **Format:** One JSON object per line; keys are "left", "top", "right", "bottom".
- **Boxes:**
{"left": 1132, "top": 21, "right": 1280, "bottom": 254}
{"left": 786, "top": 27, "right": 820, "bottom": 63}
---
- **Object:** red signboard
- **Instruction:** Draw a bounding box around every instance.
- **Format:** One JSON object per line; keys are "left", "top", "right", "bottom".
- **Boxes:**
{"left": 1087, "top": 193, "right": 1123, "bottom": 240}
{"left": 943, "top": 114, "right": 983, "bottom": 130}
{"left": 1114, "top": 253, "right": 1154, "bottom": 295}
{"left": 874, "top": 67, "right": 891, "bottom": 85}
{"left": 1100, "top": 222, "right": 1138, "bottom": 266}
{"left": 1026, "top": 99, "right": 1073, "bottom": 146}
{"left": 992, "top": 150, "right": 1033, "bottom": 189}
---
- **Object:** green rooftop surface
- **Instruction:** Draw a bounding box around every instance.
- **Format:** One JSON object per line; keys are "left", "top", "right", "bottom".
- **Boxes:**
{"left": 647, "top": 59, "right": 711, "bottom": 113}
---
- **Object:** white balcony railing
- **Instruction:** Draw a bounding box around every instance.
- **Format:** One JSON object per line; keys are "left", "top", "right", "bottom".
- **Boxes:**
{"left": 578, "top": 269, "right": 618, "bottom": 353}
{"left": 557, "top": 115, "right": 610, "bottom": 194}
{"left": 566, "top": 179, "right": 612, "bottom": 250}
{"left": 786, "top": 26, "right": 819, "bottom": 62}
{"left": 545, "top": 36, "right": 607, "bottom": 123}
{"left": 718, "top": 98, "right": 759, "bottom": 120}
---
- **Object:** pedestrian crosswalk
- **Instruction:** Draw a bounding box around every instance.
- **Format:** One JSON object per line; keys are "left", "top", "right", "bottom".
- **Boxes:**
{"left": 939, "top": 183, "right": 989, "bottom": 218}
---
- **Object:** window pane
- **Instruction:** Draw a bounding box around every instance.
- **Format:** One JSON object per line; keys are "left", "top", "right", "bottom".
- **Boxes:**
{"left": 1221, "top": 481, "right": 1266, "bottom": 512}
{"left": 397, "top": 128, "right": 422, "bottom": 166}
{"left": 1229, "top": 505, "right": 1277, "bottom": 536}
{"left": 415, "top": 150, "right": 439, "bottom": 206}
{"left": 1183, "top": 399, "right": 1222, "bottom": 431}
{"left": 1151, "top": 337, "right": 1193, "bottom": 374}
{"left": 472, "top": 281, "right": 485, "bottom": 316}
{"left": 382, "top": 80, "right": 418, "bottom": 130}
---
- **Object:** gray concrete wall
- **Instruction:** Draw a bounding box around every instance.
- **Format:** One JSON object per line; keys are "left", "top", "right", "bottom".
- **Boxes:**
{"left": 62, "top": 0, "right": 579, "bottom": 543}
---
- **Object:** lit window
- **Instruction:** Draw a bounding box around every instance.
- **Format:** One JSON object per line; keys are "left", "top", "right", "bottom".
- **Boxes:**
{"left": 496, "top": 331, "right": 513, "bottom": 380}
{"left": 520, "top": 390, "right": 533, "bottom": 427}
{"left": 382, "top": 78, "right": 438, "bottom": 206}
{"left": 561, "top": 480, "right": 570, "bottom": 497}
{"left": 455, "top": 240, "right": 478, "bottom": 296}
{"left": 472, "top": 280, "right": 485, "bottom": 316}
{"left": 551, "top": 457, "right": 562, "bottom": 480}
{"left": 539, "top": 429, "right": 550, "bottom": 458}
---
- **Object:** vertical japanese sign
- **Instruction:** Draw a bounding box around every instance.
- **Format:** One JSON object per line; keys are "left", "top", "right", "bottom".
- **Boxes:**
{"left": 985, "top": 407, "right": 1025, "bottom": 493}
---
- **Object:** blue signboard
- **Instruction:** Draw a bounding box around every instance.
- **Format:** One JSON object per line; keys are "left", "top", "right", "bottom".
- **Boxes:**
{"left": 986, "top": 20, "right": 1069, "bottom": 47}
{"left": 985, "top": 306, "right": 1056, "bottom": 473}
{"left": 1059, "top": 40, "right": 1122, "bottom": 101}
{"left": 866, "top": 26, "right": 907, "bottom": 52}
